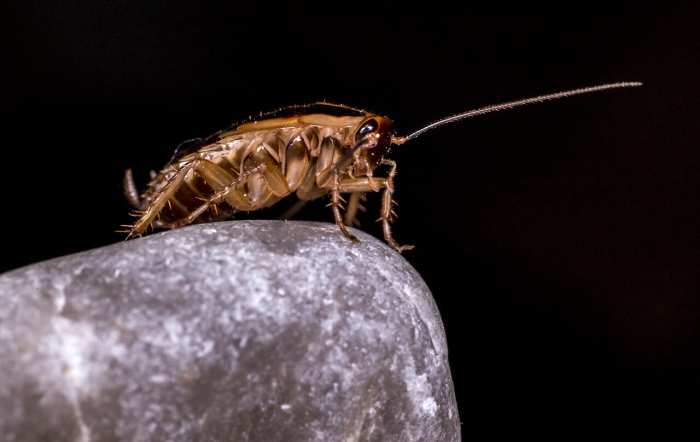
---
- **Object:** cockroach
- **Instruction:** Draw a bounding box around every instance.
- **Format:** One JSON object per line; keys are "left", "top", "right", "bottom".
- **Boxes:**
{"left": 123, "top": 82, "right": 641, "bottom": 252}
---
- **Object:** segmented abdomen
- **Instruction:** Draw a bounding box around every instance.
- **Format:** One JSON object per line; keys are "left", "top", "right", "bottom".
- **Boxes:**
{"left": 131, "top": 124, "right": 350, "bottom": 235}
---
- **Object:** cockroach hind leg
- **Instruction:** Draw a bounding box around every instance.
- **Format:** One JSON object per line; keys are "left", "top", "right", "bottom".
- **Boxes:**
{"left": 118, "top": 223, "right": 141, "bottom": 240}
{"left": 116, "top": 224, "right": 134, "bottom": 235}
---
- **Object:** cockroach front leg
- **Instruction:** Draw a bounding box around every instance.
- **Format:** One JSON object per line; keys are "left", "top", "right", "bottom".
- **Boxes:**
{"left": 378, "top": 159, "right": 414, "bottom": 253}
{"left": 336, "top": 170, "right": 413, "bottom": 253}
{"left": 330, "top": 171, "right": 359, "bottom": 243}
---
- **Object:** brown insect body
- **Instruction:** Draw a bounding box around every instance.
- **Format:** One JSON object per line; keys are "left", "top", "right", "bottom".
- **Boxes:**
{"left": 126, "top": 106, "right": 411, "bottom": 250}
{"left": 125, "top": 82, "right": 641, "bottom": 252}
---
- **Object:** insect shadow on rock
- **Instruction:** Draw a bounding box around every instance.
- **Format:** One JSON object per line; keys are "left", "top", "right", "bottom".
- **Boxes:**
{"left": 122, "top": 82, "right": 641, "bottom": 253}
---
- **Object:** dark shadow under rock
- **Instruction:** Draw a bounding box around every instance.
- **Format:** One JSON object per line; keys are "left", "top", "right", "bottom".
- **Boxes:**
{"left": 0, "top": 220, "right": 460, "bottom": 441}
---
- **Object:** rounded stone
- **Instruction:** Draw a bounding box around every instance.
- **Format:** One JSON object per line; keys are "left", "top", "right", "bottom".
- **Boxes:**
{"left": 0, "top": 220, "right": 460, "bottom": 441}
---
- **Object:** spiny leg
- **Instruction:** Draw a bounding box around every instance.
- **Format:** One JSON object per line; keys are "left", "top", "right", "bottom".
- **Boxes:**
{"left": 128, "top": 163, "right": 194, "bottom": 237}
{"left": 329, "top": 171, "right": 359, "bottom": 243}
{"left": 161, "top": 192, "right": 222, "bottom": 228}
{"left": 162, "top": 162, "right": 266, "bottom": 229}
{"left": 379, "top": 160, "right": 414, "bottom": 253}
{"left": 128, "top": 157, "right": 226, "bottom": 236}
{"left": 334, "top": 174, "right": 412, "bottom": 253}
{"left": 160, "top": 177, "right": 237, "bottom": 229}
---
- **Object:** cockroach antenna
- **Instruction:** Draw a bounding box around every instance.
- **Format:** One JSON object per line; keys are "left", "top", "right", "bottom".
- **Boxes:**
{"left": 391, "top": 82, "right": 642, "bottom": 145}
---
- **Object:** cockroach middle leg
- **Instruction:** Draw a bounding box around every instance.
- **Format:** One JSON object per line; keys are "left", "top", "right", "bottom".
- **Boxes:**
{"left": 282, "top": 199, "right": 308, "bottom": 220}
{"left": 344, "top": 192, "right": 366, "bottom": 227}
{"left": 330, "top": 172, "right": 359, "bottom": 243}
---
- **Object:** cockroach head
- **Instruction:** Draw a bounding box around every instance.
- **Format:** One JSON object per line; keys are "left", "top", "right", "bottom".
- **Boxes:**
{"left": 352, "top": 115, "right": 394, "bottom": 173}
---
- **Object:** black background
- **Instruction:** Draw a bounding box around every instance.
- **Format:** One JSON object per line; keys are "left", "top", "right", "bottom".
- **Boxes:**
{"left": 4, "top": 5, "right": 699, "bottom": 437}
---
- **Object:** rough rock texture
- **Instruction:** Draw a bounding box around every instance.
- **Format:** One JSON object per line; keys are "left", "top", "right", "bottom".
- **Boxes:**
{"left": 0, "top": 220, "right": 460, "bottom": 442}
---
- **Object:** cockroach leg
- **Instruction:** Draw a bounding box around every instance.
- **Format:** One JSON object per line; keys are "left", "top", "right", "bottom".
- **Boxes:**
{"left": 165, "top": 200, "right": 213, "bottom": 228}
{"left": 344, "top": 192, "right": 365, "bottom": 227}
{"left": 330, "top": 172, "right": 359, "bottom": 243}
{"left": 165, "top": 180, "right": 237, "bottom": 228}
{"left": 163, "top": 161, "right": 268, "bottom": 229}
{"left": 335, "top": 171, "right": 411, "bottom": 253}
{"left": 129, "top": 163, "right": 193, "bottom": 237}
{"left": 130, "top": 157, "right": 225, "bottom": 235}
{"left": 123, "top": 168, "right": 142, "bottom": 209}
{"left": 379, "top": 160, "right": 414, "bottom": 253}
{"left": 282, "top": 199, "right": 308, "bottom": 219}
{"left": 337, "top": 177, "right": 386, "bottom": 193}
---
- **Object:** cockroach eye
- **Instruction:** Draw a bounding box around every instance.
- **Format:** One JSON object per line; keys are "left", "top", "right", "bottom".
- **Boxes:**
{"left": 356, "top": 119, "right": 378, "bottom": 142}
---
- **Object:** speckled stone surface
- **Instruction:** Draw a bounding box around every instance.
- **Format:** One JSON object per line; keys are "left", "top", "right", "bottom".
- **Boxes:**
{"left": 0, "top": 220, "right": 460, "bottom": 442}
